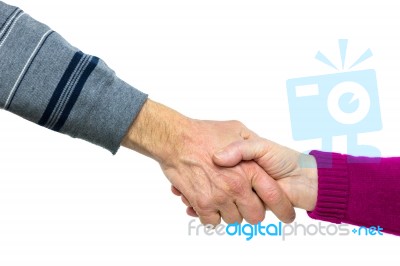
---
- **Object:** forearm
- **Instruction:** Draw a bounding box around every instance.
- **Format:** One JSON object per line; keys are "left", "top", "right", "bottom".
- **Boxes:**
{"left": 0, "top": 2, "right": 147, "bottom": 153}
{"left": 121, "top": 99, "right": 194, "bottom": 164}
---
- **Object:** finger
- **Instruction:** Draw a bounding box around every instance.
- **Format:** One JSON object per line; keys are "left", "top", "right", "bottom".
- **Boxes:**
{"left": 181, "top": 195, "right": 191, "bottom": 207}
{"left": 186, "top": 207, "right": 198, "bottom": 217}
{"left": 197, "top": 212, "right": 221, "bottom": 226}
{"left": 213, "top": 139, "right": 268, "bottom": 167}
{"left": 233, "top": 163, "right": 267, "bottom": 224}
{"left": 219, "top": 202, "right": 243, "bottom": 224}
{"left": 171, "top": 186, "right": 182, "bottom": 196}
{"left": 235, "top": 191, "right": 266, "bottom": 224}
{"left": 252, "top": 170, "right": 296, "bottom": 223}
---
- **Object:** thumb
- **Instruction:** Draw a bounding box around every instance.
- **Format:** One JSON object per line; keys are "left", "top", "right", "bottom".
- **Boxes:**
{"left": 213, "top": 139, "right": 267, "bottom": 167}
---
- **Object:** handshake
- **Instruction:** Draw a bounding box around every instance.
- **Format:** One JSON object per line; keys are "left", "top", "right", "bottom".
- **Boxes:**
{"left": 122, "top": 99, "right": 318, "bottom": 225}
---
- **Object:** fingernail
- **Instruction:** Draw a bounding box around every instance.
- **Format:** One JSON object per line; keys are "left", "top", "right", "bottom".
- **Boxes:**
{"left": 214, "top": 149, "right": 228, "bottom": 159}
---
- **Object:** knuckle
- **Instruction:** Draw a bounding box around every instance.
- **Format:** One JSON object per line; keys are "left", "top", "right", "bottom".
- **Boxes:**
{"left": 235, "top": 216, "right": 244, "bottom": 224}
{"left": 226, "top": 177, "right": 247, "bottom": 196}
{"left": 263, "top": 187, "right": 282, "bottom": 206}
{"left": 224, "top": 216, "right": 243, "bottom": 225}
{"left": 198, "top": 212, "right": 221, "bottom": 226}
{"left": 202, "top": 219, "right": 220, "bottom": 227}
{"left": 246, "top": 212, "right": 265, "bottom": 225}
{"left": 195, "top": 197, "right": 213, "bottom": 211}
{"left": 212, "top": 193, "right": 228, "bottom": 206}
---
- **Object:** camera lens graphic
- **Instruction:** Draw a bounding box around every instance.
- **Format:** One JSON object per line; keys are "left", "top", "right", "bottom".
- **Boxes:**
{"left": 327, "top": 81, "right": 371, "bottom": 125}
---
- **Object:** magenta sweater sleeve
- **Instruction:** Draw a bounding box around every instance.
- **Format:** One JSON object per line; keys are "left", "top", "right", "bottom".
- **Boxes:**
{"left": 307, "top": 150, "right": 400, "bottom": 236}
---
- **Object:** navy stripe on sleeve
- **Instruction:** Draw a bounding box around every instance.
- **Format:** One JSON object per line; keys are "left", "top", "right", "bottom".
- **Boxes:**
{"left": 53, "top": 56, "right": 99, "bottom": 131}
{"left": 39, "top": 51, "right": 99, "bottom": 131}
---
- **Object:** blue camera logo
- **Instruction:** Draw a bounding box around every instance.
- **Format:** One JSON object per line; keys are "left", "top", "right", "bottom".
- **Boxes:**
{"left": 287, "top": 40, "right": 382, "bottom": 158}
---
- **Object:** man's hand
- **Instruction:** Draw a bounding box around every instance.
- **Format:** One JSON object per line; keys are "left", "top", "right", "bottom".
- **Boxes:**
{"left": 213, "top": 138, "right": 318, "bottom": 212}
{"left": 122, "top": 100, "right": 295, "bottom": 225}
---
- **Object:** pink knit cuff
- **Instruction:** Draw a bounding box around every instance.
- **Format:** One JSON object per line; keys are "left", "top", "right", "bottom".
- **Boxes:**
{"left": 307, "top": 151, "right": 349, "bottom": 224}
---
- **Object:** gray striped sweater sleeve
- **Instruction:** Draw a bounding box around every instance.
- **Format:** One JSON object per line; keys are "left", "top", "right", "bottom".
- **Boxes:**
{"left": 0, "top": 2, "right": 148, "bottom": 154}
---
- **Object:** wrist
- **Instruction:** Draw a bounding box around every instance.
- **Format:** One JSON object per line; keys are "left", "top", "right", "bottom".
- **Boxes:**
{"left": 121, "top": 99, "right": 194, "bottom": 164}
{"left": 297, "top": 153, "right": 318, "bottom": 211}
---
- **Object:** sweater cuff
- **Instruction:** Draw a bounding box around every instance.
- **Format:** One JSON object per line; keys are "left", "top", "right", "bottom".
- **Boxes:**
{"left": 58, "top": 58, "right": 148, "bottom": 155}
{"left": 307, "top": 150, "right": 349, "bottom": 223}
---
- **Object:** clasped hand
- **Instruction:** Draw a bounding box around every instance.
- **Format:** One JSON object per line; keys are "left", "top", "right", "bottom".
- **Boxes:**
{"left": 123, "top": 100, "right": 317, "bottom": 226}
{"left": 170, "top": 120, "right": 318, "bottom": 225}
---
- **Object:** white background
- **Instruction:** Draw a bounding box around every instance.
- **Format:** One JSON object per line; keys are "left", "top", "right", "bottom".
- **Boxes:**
{"left": 0, "top": 0, "right": 398, "bottom": 264}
